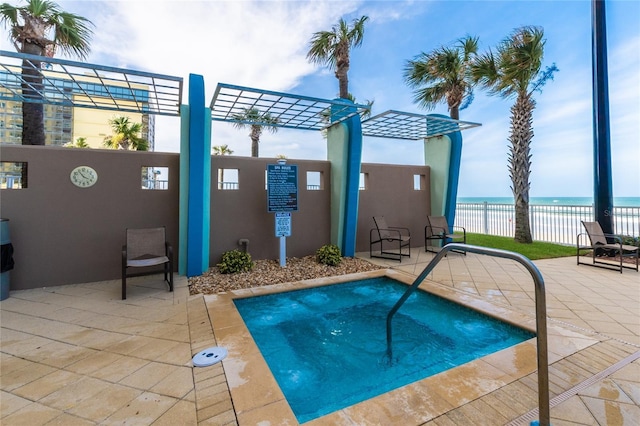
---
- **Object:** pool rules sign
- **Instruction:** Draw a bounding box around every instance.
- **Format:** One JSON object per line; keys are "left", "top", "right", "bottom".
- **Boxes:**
{"left": 267, "top": 161, "right": 298, "bottom": 267}
{"left": 267, "top": 163, "right": 298, "bottom": 212}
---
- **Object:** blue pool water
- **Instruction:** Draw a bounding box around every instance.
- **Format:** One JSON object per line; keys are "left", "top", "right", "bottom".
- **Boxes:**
{"left": 234, "top": 277, "right": 534, "bottom": 423}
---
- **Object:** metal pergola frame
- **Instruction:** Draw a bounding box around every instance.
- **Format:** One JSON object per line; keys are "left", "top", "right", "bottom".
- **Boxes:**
{"left": 362, "top": 110, "right": 481, "bottom": 140}
{"left": 210, "top": 83, "right": 371, "bottom": 131}
{"left": 0, "top": 50, "right": 183, "bottom": 116}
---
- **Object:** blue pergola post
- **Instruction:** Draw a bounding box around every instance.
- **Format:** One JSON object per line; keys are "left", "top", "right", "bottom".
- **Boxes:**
{"left": 327, "top": 101, "right": 362, "bottom": 257}
{"left": 592, "top": 0, "right": 614, "bottom": 234}
{"left": 179, "top": 74, "right": 211, "bottom": 277}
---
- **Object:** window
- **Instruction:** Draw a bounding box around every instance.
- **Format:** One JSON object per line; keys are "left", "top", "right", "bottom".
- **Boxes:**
{"left": 141, "top": 166, "right": 169, "bottom": 190}
{"left": 414, "top": 174, "right": 426, "bottom": 190}
{"left": 1, "top": 161, "right": 27, "bottom": 189}
{"left": 306, "top": 171, "right": 323, "bottom": 190}
{"left": 218, "top": 168, "right": 239, "bottom": 190}
{"left": 359, "top": 172, "right": 368, "bottom": 190}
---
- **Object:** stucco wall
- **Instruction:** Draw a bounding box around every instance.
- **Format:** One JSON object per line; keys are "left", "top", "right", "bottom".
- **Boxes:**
{"left": 1, "top": 145, "right": 431, "bottom": 290}
{"left": 0, "top": 145, "right": 180, "bottom": 290}
{"left": 356, "top": 163, "right": 431, "bottom": 252}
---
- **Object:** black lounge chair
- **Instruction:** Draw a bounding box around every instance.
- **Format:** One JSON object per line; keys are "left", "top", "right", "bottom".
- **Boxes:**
{"left": 370, "top": 216, "right": 411, "bottom": 262}
{"left": 577, "top": 221, "right": 638, "bottom": 273}
{"left": 425, "top": 215, "right": 466, "bottom": 254}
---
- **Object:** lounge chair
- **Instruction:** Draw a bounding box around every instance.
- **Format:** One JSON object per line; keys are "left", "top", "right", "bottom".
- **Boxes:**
{"left": 370, "top": 216, "right": 411, "bottom": 262}
{"left": 577, "top": 221, "right": 639, "bottom": 273}
{"left": 122, "top": 227, "right": 174, "bottom": 299}
{"left": 425, "top": 216, "right": 466, "bottom": 254}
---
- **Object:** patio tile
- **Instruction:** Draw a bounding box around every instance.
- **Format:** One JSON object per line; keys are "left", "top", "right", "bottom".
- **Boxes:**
{"left": 0, "top": 390, "right": 32, "bottom": 418}
{"left": 39, "top": 376, "right": 112, "bottom": 411}
{"left": 153, "top": 400, "right": 197, "bottom": 426}
{"left": 101, "top": 391, "right": 177, "bottom": 425}
{"left": 118, "top": 361, "right": 176, "bottom": 390}
{"left": 43, "top": 413, "right": 96, "bottom": 425}
{"left": 0, "top": 361, "right": 57, "bottom": 391}
{"left": 65, "top": 384, "right": 141, "bottom": 422}
{"left": 0, "top": 402, "right": 62, "bottom": 425}
{"left": 66, "top": 351, "right": 124, "bottom": 375}
{"left": 580, "top": 395, "right": 640, "bottom": 425}
{"left": 13, "top": 369, "right": 83, "bottom": 401}
{"left": 150, "top": 366, "right": 194, "bottom": 398}
{"left": 88, "top": 356, "right": 149, "bottom": 383}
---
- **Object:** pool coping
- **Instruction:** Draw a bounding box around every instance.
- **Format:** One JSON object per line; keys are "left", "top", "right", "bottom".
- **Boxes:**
{"left": 204, "top": 269, "right": 601, "bottom": 425}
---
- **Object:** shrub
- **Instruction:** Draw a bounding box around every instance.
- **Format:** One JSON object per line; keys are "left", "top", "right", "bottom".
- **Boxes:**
{"left": 621, "top": 235, "right": 639, "bottom": 247}
{"left": 316, "top": 244, "right": 342, "bottom": 266}
{"left": 217, "top": 250, "right": 254, "bottom": 274}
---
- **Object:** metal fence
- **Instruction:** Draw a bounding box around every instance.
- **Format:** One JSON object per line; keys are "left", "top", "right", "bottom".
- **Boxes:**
{"left": 455, "top": 202, "right": 640, "bottom": 245}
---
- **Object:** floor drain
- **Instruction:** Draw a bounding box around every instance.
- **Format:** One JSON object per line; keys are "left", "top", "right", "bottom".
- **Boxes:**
{"left": 192, "top": 347, "right": 228, "bottom": 367}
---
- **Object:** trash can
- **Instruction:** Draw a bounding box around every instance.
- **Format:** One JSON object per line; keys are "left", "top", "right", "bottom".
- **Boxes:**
{"left": 1, "top": 218, "right": 14, "bottom": 301}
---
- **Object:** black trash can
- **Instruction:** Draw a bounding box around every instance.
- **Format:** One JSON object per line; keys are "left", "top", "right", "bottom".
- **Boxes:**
{"left": 1, "top": 218, "right": 14, "bottom": 301}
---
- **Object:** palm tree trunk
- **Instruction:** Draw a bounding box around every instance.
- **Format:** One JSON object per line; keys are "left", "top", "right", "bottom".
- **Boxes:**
{"left": 509, "top": 94, "right": 535, "bottom": 243}
{"left": 336, "top": 62, "right": 349, "bottom": 99}
{"left": 250, "top": 125, "right": 261, "bottom": 157}
{"left": 21, "top": 43, "right": 46, "bottom": 145}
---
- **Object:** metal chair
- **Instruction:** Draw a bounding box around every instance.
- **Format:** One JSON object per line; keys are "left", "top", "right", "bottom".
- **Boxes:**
{"left": 122, "top": 227, "right": 173, "bottom": 299}
{"left": 370, "top": 216, "right": 411, "bottom": 262}
{"left": 425, "top": 216, "right": 466, "bottom": 254}
{"left": 577, "top": 221, "right": 638, "bottom": 273}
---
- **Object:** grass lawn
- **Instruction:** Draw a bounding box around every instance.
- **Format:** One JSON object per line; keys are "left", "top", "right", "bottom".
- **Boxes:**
{"left": 465, "top": 233, "right": 576, "bottom": 260}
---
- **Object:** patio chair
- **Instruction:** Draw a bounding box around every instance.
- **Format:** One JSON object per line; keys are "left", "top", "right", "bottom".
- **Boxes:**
{"left": 425, "top": 216, "right": 466, "bottom": 254}
{"left": 370, "top": 216, "right": 411, "bottom": 262}
{"left": 122, "top": 227, "right": 173, "bottom": 299}
{"left": 577, "top": 221, "right": 638, "bottom": 273}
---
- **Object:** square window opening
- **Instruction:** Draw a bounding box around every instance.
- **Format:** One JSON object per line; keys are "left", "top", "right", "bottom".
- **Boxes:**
{"left": 1, "top": 161, "right": 27, "bottom": 189}
{"left": 142, "top": 166, "right": 169, "bottom": 190}
{"left": 218, "top": 168, "right": 239, "bottom": 190}
{"left": 307, "top": 171, "right": 323, "bottom": 190}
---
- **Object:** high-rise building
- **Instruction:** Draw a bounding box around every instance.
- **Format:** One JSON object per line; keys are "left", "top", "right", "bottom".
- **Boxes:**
{"left": 0, "top": 70, "right": 155, "bottom": 150}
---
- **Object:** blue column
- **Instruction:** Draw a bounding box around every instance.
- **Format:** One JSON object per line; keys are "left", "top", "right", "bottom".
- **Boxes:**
{"left": 592, "top": 0, "right": 614, "bottom": 234}
{"left": 342, "top": 112, "right": 363, "bottom": 257}
{"left": 183, "top": 74, "right": 211, "bottom": 277}
{"left": 326, "top": 101, "right": 362, "bottom": 257}
{"left": 423, "top": 114, "right": 463, "bottom": 228}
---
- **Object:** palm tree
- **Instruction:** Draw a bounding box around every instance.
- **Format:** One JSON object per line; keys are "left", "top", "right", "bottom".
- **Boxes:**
{"left": 212, "top": 144, "right": 233, "bottom": 156}
{"left": 212, "top": 144, "right": 234, "bottom": 187}
{"left": 0, "top": 0, "right": 93, "bottom": 145}
{"left": 231, "top": 107, "right": 279, "bottom": 157}
{"left": 307, "top": 15, "right": 368, "bottom": 99}
{"left": 65, "top": 136, "right": 89, "bottom": 148}
{"left": 403, "top": 36, "right": 479, "bottom": 120}
{"left": 471, "top": 26, "right": 558, "bottom": 243}
{"left": 103, "top": 116, "right": 149, "bottom": 151}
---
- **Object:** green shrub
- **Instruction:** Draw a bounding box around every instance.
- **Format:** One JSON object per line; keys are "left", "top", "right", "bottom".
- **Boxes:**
{"left": 621, "top": 235, "right": 639, "bottom": 247}
{"left": 217, "top": 250, "right": 254, "bottom": 274}
{"left": 316, "top": 244, "right": 342, "bottom": 266}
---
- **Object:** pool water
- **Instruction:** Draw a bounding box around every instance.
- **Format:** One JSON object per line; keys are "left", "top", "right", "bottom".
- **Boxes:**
{"left": 234, "top": 277, "right": 534, "bottom": 423}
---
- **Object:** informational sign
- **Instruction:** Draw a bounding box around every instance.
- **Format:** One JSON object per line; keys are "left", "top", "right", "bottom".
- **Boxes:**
{"left": 275, "top": 212, "right": 291, "bottom": 237}
{"left": 267, "top": 164, "right": 298, "bottom": 212}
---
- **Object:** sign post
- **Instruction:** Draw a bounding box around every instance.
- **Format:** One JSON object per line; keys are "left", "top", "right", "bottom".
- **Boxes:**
{"left": 267, "top": 160, "right": 298, "bottom": 267}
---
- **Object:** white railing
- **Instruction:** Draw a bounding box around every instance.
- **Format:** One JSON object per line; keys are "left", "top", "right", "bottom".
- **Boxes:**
{"left": 455, "top": 202, "right": 640, "bottom": 245}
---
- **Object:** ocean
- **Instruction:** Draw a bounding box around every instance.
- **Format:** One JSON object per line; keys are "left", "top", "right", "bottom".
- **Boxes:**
{"left": 457, "top": 196, "right": 640, "bottom": 207}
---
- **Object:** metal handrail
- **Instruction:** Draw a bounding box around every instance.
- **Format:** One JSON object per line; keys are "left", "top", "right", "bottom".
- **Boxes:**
{"left": 386, "top": 243, "right": 550, "bottom": 426}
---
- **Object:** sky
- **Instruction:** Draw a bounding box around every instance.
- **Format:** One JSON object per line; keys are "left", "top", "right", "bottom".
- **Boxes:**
{"left": 2, "top": 0, "right": 639, "bottom": 198}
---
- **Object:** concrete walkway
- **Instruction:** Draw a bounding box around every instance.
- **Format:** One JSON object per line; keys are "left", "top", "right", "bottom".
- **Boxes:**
{"left": 1, "top": 252, "right": 638, "bottom": 425}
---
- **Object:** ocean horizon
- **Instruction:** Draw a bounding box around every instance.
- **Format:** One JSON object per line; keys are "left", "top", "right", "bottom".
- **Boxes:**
{"left": 457, "top": 196, "right": 640, "bottom": 207}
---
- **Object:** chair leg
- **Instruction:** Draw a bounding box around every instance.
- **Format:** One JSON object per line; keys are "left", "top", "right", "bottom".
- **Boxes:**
{"left": 122, "top": 274, "right": 127, "bottom": 300}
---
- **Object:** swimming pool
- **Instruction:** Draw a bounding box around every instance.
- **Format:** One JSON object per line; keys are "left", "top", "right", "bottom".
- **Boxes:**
{"left": 234, "top": 276, "right": 535, "bottom": 423}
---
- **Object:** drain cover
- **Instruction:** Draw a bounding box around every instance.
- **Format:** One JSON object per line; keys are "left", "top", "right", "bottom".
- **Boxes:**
{"left": 192, "top": 347, "right": 228, "bottom": 367}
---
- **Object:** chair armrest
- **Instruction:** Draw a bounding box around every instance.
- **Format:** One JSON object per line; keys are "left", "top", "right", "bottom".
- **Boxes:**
{"left": 166, "top": 242, "right": 173, "bottom": 260}
{"left": 122, "top": 245, "right": 127, "bottom": 265}
{"left": 388, "top": 226, "right": 410, "bottom": 237}
{"left": 452, "top": 225, "right": 466, "bottom": 234}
